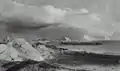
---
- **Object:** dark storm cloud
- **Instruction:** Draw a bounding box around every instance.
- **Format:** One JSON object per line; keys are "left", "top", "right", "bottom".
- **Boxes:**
{"left": 0, "top": 0, "right": 66, "bottom": 33}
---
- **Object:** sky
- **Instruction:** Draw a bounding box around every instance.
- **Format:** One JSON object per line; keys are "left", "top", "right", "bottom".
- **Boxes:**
{"left": 0, "top": 0, "right": 120, "bottom": 41}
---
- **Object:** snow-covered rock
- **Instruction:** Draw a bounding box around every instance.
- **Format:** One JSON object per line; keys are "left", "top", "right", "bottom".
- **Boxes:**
{"left": 35, "top": 45, "right": 55, "bottom": 60}
{"left": 7, "top": 41, "right": 22, "bottom": 61}
{"left": 0, "top": 44, "right": 7, "bottom": 54}
{"left": 12, "top": 38, "right": 44, "bottom": 61}
{"left": 0, "top": 44, "right": 14, "bottom": 61}
{"left": 0, "top": 44, "right": 10, "bottom": 61}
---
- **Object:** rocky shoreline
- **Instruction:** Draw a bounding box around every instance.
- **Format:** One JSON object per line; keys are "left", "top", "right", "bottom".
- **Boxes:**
{"left": 0, "top": 36, "right": 119, "bottom": 71}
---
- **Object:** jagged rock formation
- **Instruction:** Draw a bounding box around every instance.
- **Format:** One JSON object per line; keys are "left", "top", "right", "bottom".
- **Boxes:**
{"left": 0, "top": 37, "right": 44, "bottom": 61}
{"left": 12, "top": 38, "right": 44, "bottom": 61}
{"left": 34, "top": 45, "right": 56, "bottom": 60}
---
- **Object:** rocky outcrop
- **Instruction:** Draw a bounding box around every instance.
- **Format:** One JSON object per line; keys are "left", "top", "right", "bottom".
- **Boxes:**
{"left": 11, "top": 38, "right": 44, "bottom": 61}
{"left": 35, "top": 45, "right": 56, "bottom": 60}
{"left": 0, "top": 37, "right": 44, "bottom": 61}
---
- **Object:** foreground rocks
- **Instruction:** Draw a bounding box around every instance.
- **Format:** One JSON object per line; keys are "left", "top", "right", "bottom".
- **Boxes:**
{"left": 0, "top": 36, "right": 60, "bottom": 62}
{"left": 12, "top": 38, "right": 44, "bottom": 61}
{"left": 0, "top": 37, "right": 45, "bottom": 61}
{"left": 0, "top": 60, "right": 89, "bottom": 71}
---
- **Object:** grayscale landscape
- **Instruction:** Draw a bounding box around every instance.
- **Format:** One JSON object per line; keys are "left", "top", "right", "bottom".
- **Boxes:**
{"left": 0, "top": 0, "right": 120, "bottom": 71}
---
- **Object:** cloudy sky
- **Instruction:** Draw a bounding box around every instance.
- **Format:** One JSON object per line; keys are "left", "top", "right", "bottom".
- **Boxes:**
{"left": 0, "top": 0, "right": 120, "bottom": 41}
